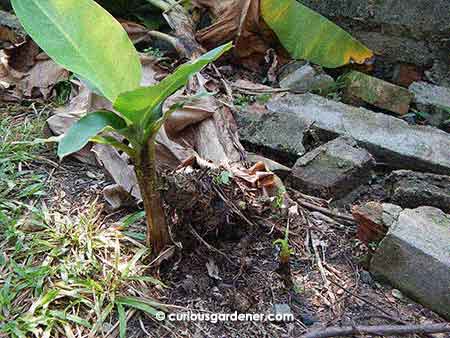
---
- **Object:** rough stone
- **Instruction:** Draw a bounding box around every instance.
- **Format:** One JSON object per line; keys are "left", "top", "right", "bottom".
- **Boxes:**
{"left": 272, "top": 304, "right": 293, "bottom": 321}
{"left": 353, "top": 32, "right": 436, "bottom": 67}
{"left": 300, "top": 0, "right": 450, "bottom": 39}
{"left": 299, "top": 0, "right": 450, "bottom": 70}
{"left": 409, "top": 81, "right": 450, "bottom": 127}
{"left": 352, "top": 202, "right": 402, "bottom": 245}
{"left": 343, "top": 71, "right": 413, "bottom": 115}
{"left": 370, "top": 206, "right": 450, "bottom": 319}
{"left": 386, "top": 170, "right": 450, "bottom": 213}
{"left": 290, "top": 136, "right": 374, "bottom": 199}
{"left": 261, "top": 93, "right": 450, "bottom": 175}
{"left": 279, "top": 64, "right": 335, "bottom": 94}
{"left": 360, "top": 270, "right": 374, "bottom": 286}
{"left": 235, "top": 103, "right": 306, "bottom": 165}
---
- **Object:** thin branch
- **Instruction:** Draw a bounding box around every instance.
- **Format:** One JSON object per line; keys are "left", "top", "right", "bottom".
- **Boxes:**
{"left": 145, "top": 0, "right": 171, "bottom": 11}
{"left": 188, "top": 224, "right": 238, "bottom": 266}
{"left": 300, "top": 323, "right": 450, "bottom": 338}
{"left": 299, "top": 200, "right": 355, "bottom": 223}
{"left": 147, "top": 30, "right": 178, "bottom": 49}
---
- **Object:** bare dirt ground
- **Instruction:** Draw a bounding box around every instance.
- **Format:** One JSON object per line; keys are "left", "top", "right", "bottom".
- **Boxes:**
{"left": 39, "top": 114, "right": 448, "bottom": 337}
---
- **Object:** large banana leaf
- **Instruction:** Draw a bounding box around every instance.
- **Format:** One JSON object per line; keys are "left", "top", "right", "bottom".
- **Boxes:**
{"left": 261, "top": 0, "right": 373, "bottom": 68}
{"left": 11, "top": 0, "right": 142, "bottom": 101}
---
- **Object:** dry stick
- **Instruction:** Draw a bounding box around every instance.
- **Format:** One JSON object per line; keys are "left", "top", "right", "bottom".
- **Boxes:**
{"left": 299, "top": 200, "right": 355, "bottom": 223}
{"left": 328, "top": 279, "right": 405, "bottom": 323}
{"left": 188, "top": 224, "right": 238, "bottom": 266}
{"left": 300, "top": 323, "right": 450, "bottom": 338}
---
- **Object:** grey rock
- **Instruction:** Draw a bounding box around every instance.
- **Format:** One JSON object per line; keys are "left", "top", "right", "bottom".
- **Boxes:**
{"left": 278, "top": 60, "right": 308, "bottom": 81}
{"left": 279, "top": 64, "right": 335, "bottom": 94}
{"left": 353, "top": 31, "right": 435, "bottom": 67}
{"left": 409, "top": 82, "right": 450, "bottom": 127}
{"left": 426, "top": 61, "right": 450, "bottom": 88}
{"left": 0, "top": 10, "right": 24, "bottom": 34}
{"left": 299, "top": 312, "right": 317, "bottom": 326}
{"left": 263, "top": 93, "right": 450, "bottom": 174}
{"left": 386, "top": 170, "right": 450, "bottom": 213}
{"left": 272, "top": 303, "right": 293, "bottom": 320}
{"left": 360, "top": 270, "right": 374, "bottom": 285}
{"left": 299, "top": 0, "right": 450, "bottom": 82}
{"left": 300, "top": 0, "right": 450, "bottom": 39}
{"left": 290, "top": 136, "right": 375, "bottom": 199}
{"left": 370, "top": 206, "right": 450, "bottom": 319}
{"left": 382, "top": 203, "right": 404, "bottom": 228}
{"left": 235, "top": 104, "right": 307, "bottom": 163}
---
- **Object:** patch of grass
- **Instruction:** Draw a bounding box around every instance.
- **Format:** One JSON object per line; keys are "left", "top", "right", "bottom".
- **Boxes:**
{"left": 0, "top": 104, "right": 167, "bottom": 337}
{"left": 234, "top": 93, "right": 273, "bottom": 108}
{"left": 233, "top": 94, "right": 253, "bottom": 108}
{"left": 52, "top": 80, "right": 73, "bottom": 106}
{"left": 1, "top": 200, "right": 166, "bottom": 337}
{"left": 143, "top": 46, "right": 165, "bottom": 58}
{"left": 255, "top": 93, "right": 272, "bottom": 104}
{"left": 0, "top": 104, "right": 49, "bottom": 217}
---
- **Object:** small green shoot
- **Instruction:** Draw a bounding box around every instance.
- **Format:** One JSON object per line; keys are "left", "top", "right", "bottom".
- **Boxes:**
{"left": 214, "top": 170, "right": 234, "bottom": 185}
{"left": 53, "top": 79, "right": 73, "bottom": 106}
{"left": 273, "top": 222, "right": 294, "bottom": 265}
{"left": 143, "top": 46, "right": 165, "bottom": 58}
{"left": 272, "top": 187, "right": 286, "bottom": 209}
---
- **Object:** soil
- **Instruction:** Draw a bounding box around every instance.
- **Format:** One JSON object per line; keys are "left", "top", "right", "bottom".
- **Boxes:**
{"left": 44, "top": 155, "right": 449, "bottom": 338}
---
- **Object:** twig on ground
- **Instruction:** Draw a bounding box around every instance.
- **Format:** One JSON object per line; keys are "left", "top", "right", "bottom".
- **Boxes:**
{"left": 328, "top": 279, "right": 405, "bottom": 323}
{"left": 299, "top": 200, "right": 355, "bottom": 223}
{"left": 300, "top": 323, "right": 450, "bottom": 338}
{"left": 188, "top": 224, "right": 237, "bottom": 266}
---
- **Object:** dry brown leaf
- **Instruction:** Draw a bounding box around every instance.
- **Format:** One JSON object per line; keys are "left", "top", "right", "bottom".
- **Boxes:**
{"left": 120, "top": 20, "right": 151, "bottom": 45}
{"left": 194, "top": 0, "right": 280, "bottom": 70}
{"left": 0, "top": 39, "right": 68, "bottom": 99}
{"left": 3, "top": 39, "right": 40, "bottom": 72}
{"left": 21, "top": 59, "right": 68, "bottom": 98}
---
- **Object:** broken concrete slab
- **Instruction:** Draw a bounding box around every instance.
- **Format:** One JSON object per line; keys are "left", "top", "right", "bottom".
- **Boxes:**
{"left": 342, "top": 71, "right": 413, "bottom": 115}
{"left": 235, "top": 102, "right": 306, "bottom": 165}
{"left": 370, "top": 206, "right": 450, "bottom": 320}
{"left": 386, "top": 170, "right": 450, "bottom": 213}
{"left": 289, "top": 136, "right": 374, "bottom": 199}
{"left": 409, "top": 81, "right": 450, "bottom": 127}
{"left": 260, "top": 93, "right": 450, "bottom": 175}
{"left": 279, "top": 64, "right": 335, "bottom": 94}
{"left": 352, "top": 202, "right": 402, "bottom": 246}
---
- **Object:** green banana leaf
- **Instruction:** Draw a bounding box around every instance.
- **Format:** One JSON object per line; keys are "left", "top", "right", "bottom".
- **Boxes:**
{"left": 11, "top": 0, "right": 142, "bottom": 101}
{"left": 261, "top": 0, "right": 373, "bottom": 68}
{"left": 57, "top": 111, "right": 127, "bottom": 158}
{"left": 113, "top": 42, "right": 233, "bottom": 126}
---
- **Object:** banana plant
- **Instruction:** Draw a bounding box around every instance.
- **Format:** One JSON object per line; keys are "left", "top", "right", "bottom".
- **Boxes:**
{"left": 12, "top": 0, "right": 232, "bottom": 254}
